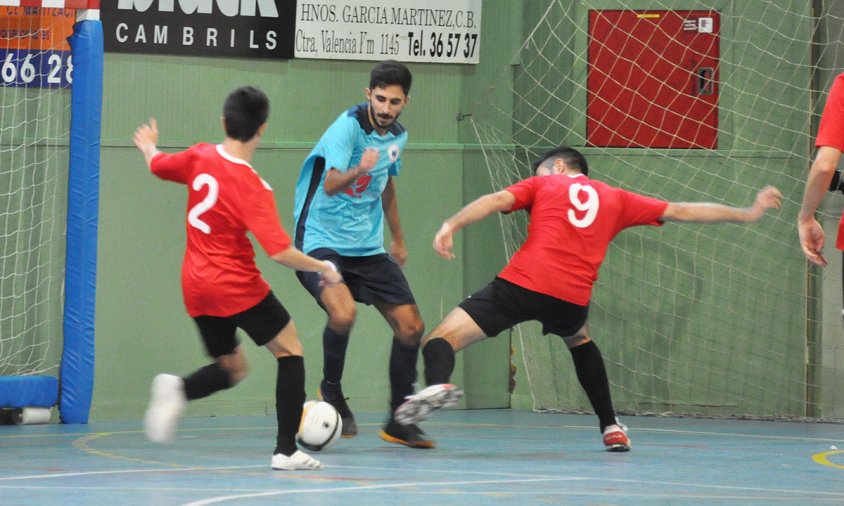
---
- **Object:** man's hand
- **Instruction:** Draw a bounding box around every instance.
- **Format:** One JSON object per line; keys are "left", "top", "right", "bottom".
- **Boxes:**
{"left": 750, "top": 185, "right": 782, "bottom": 218}
{"left": 133, "top": 118, "right": 158, "bottom": 150}
{"left": 324, "top": 148, "right": 380, "bottom": 196}
{"left": 318, "top": 260, "right": 343, "bottom": 286}
{"left": 358, "top": 148, "right": 379, "bottom": 174}
{"left": 389, "top": 239, "right": 408, "bottom": 267}
{"left": 133, "top": 118, "right": 160, "bottom": 166}
{"left": 433, "top": 223, "right": 456, "bottom": 259}
{"left": 798, "top": 217, "right": 828, "bottom": 267}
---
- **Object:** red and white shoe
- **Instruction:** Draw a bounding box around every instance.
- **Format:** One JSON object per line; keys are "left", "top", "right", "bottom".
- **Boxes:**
{"left": 394, "top": 384, "right": 463, "bottom": 425}
{"left": 602, "top": 420, "right": 631, "bottom": 452}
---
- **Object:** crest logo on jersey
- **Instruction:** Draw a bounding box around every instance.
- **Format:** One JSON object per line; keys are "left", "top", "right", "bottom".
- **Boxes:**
{"left": 344, "top": 174, "right": 372, "bottom": 199}
{"left": 388, "top": 144, "right": 400, "bottom": 163}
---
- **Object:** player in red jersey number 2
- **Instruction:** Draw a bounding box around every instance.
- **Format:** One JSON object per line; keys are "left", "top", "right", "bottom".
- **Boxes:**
{"left": 133, "top": 86, "right": 342, "bottom": 471}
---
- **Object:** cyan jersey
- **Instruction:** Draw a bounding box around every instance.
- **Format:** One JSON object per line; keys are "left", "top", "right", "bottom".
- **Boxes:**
{"left": 294, "top": 103, "right": 407, "bottom": 256}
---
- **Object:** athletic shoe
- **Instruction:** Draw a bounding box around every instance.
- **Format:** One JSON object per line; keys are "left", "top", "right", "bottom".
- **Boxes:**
{"left": 379, "top": 419, "right": 435, "bottom": 449}
{"left": 393, "top": 383, "right": 463, "bottom": 425}
{"left": 144, "top": 374, "right": 187, "bottom": 443}
{"left": 602, "top": 419, "right": 631, "bottom": 452}
{"left": 318, "top": 380, "right": 358, "bottom": 438}
{"left": 271, "top": 450, "right": 323, "bottom": 471}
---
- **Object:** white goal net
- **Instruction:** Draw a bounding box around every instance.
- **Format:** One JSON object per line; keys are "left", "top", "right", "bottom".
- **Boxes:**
{"left": 0, "top": 8, "right": 73, "bottom": 380}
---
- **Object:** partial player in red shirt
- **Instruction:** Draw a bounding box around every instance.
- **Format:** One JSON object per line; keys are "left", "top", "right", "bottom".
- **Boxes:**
{"left": 394, "top": 146, "right": 781, "bottom": 453}
{"left": 798, "top": 73, "right": 844, "bottom": 266}
{"left": 132, "top": 86, "right": 342, "bottom": 471}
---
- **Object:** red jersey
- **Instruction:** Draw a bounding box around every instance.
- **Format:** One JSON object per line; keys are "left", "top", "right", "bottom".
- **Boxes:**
{"left": 815, "top": 73, "right": 844, "bottom": 249}
{"left": 150, "top": 143, "right": 291, "bottom": 317}
{"left": 498, "top": 174, "right": 669, "bottom": 306}
{"left": 816, "top": 73, "right": 844, "bottom": 151}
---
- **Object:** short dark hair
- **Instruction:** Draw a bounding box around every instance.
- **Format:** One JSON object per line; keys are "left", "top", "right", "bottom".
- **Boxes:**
{"left": 370, "top": 60, "right": 413, "bottom": 95}
{"left": 532, "top": 146, "right": 589, "bottom": 176}
{"left": 223, "top": 86, "right": 269, "bottom": 142}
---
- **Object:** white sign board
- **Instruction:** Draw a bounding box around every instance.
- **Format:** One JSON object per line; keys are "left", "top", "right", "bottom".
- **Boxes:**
{"left": 295, "top": 0, "right": 482, "bottom": 64}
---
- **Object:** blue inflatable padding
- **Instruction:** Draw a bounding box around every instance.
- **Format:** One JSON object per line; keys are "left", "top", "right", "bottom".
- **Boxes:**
{"left": 0, "top": 376, "right": 59, "bottom": 408}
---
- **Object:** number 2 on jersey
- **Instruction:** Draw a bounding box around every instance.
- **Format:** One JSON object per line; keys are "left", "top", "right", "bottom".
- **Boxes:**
{"left": 567, "top": 183, "right": 599, "bottom": 228}
{"left": 188, "top": 174, "right": 219, "bottom": 234}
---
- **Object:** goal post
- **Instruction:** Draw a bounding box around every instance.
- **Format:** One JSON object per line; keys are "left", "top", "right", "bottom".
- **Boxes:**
{"left": 61, "top": 4, "right": 102, "bottom": 424}
{"left": 0, "top": 1, "right": 101, "bottom": 424}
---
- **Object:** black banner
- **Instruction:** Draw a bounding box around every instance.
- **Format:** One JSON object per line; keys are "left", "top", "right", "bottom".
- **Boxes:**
{"left": 102, "top": 1, "right": 295, "bottom": 59}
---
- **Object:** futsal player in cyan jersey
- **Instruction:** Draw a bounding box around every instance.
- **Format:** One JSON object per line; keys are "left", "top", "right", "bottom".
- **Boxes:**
{"left": 293, "top": 61, "right": 431, "bottom": 448}
{"left": 395, "top": 146, "right": 781, "bottom": 452}
{"left": 133, "top": 86, "right": 342, "bottom": 471}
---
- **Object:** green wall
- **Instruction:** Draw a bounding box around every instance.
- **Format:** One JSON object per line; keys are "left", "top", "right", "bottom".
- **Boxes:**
{"left": 89, "top": 0, "right": 833, "bottom": 422}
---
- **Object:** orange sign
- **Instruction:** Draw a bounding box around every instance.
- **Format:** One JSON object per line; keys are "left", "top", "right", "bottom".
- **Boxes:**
{"left": 0, "top": 7, "right": 76, "bottom": 51}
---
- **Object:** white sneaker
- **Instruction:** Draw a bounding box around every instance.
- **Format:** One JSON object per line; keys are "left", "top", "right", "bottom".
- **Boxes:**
{"left": 271, "top": 450, "right": 323, "bottom": 470}
{"left": 394, "top": 384, "right": 463, "bottom": 425}
{"left": 144, "top": 374, "right": 186, "bottom": 443}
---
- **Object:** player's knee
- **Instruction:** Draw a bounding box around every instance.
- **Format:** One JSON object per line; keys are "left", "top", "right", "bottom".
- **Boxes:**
{"left": 563, "top": 333, "right": 590, "bottom": 349}
{"left": 225, "top": 363, "right": 248, "bottom": 385}
{"left": 328, "top": 305, "right": 356, "bottom": 331}
{"left": 328, "top": 314, "right": 355, "bottom": 333}
{"left": 230, "top": 371, "right": 247, "bottom": 385}
{"left": 216, "top": 350, "right": 248, "bottom": 386}
{"left": 396, "top": 319, "right": 425, "bottom": 344}
{"left": 265, "top": 332, "right": 304, "bottom": 359}
{"left": 274, "top": 341, "right": 304, "bottom": 358}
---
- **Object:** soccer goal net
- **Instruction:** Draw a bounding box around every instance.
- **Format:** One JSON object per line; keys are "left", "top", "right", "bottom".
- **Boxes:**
{"left": 467, "top": 1, "right": 844, "bottom": 421}
{"left": 0, "top": 2, "right": 101, "bottom": 423}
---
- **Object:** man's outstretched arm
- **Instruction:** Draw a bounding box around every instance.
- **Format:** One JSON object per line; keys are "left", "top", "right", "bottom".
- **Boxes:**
{"left": 433, "top": 190, "right": 516, "bottom": 259}
{"left": 661, "top": 186, "right": 781, "bottom": 224}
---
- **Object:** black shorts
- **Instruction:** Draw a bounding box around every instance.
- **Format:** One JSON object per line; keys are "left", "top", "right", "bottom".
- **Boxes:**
{"left": 193, "top": 291, "right": 291, "bottom": 358}
{"left": 296, "top": 248, "right": 416, "bottom": 306}
{"left": 459, "top": 277, "right": 588, "bottom": 338}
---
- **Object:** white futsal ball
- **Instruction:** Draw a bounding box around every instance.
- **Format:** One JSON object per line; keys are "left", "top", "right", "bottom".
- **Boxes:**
{"left": 296, "top": 400, "right": 342, "bottom": 452}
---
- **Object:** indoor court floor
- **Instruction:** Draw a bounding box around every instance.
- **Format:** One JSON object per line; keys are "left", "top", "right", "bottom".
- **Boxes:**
{"left": 2, "top": 409, "right": 843, "bottom": 505}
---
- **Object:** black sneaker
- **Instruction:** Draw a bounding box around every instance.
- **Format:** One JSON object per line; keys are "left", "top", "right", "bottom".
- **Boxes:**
{"left": 318, "top": 380, "right": 358, "bottom": 438}
{"left": 379, "top": 419, "right": 435, "bottom": 449}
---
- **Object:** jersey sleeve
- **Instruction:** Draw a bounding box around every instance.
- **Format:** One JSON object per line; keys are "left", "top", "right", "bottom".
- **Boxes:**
{"left": 816, "top": 73, "right": 844, "bottom": 150}
{"left": 616, "top": 188, "right": 670, "bottom": 228}
{"left": 389, "top": 159, "right": 401, "bottom": 177}
{"left": 504, "top": 177, "right": 539, "bottom": 211}
{"left": 322, "top": 115, "right": 357, "bottom": 173}
{"left": 240, "top": 179, "right": 292, "bottom": 257}
{"left": 149, "top": 149, "right": 197, "bottom": 184}
{"left": 388, "top": 134, "right": 405, "bottom": 177}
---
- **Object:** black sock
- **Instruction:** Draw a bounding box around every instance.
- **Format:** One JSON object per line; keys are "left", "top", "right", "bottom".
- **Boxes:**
{"left": 422, "top": 337, "right": 455, "bottom": 386}
{"left": 322, "top": 326, "right": 350, "bottom": 385}
{"left": 569, "top": 340, "right": 617, "bottom": 431}
{"left": 274, "top": 355, "right": 305, "bottom": 456}
{"left": 389, "top": 337, "right": 419, "bottom": 413}
{"left": 182, "top": 363, "right": 232, "bottom": 401}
